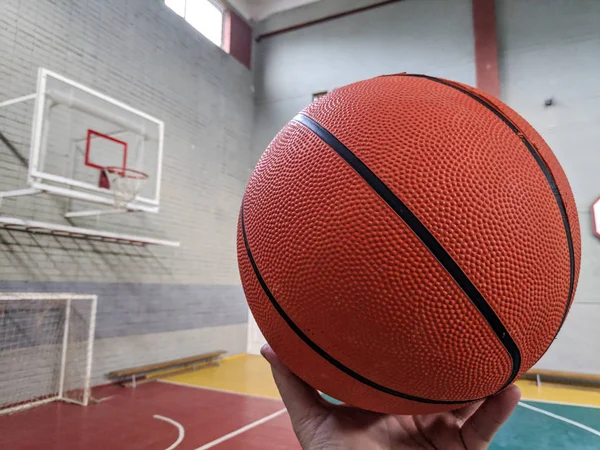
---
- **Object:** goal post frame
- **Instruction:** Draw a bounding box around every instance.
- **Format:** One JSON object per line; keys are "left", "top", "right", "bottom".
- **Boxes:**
{"left": 0, "top": 293, "right": 97, "bottom": 415}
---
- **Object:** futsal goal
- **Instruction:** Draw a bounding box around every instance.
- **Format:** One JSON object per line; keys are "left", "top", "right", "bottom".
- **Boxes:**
{"left": 0, "top": 293, "right": 97, "bottom": 415}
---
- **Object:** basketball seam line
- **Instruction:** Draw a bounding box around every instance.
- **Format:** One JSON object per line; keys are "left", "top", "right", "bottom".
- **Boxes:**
{"left": 294, "top": 112, "right": 520, "bottom": 394}
{"left": 402, "top": 75, "right": 576, "bottom": 341}
{"left": 241, "top": 206, "right": 474, "bottom": 404}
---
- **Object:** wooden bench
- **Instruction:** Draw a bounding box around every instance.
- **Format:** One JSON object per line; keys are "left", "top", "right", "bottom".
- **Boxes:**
{"left": 522, "top": 369, "right": 600, "bottom": 388}
{"left": 107, "top": 350, "right": 226, "bottom": 387}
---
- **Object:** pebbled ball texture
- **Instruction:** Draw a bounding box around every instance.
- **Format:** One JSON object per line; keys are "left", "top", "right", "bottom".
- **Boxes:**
{"left": 237, "top": 75, "right": 580, "bottom": 415}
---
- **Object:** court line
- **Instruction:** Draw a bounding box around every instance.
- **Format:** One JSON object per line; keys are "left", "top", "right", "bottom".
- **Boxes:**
{"left": 153, "top": 415, "right": 185, "bottom": 450}
{"left": 195, "top": 408, "right": 287, "bottom": 450}
{"left": 519, "top": 402, "right": 600, "bottom": 437}
{"left": 157, "top": 379, "right": 282, "bottom": 401}
{"left": 521, "top": 397, "right": 600, "bottom": 409}
{"left": 220, "top": 353, "right": 247, "bottom": 362}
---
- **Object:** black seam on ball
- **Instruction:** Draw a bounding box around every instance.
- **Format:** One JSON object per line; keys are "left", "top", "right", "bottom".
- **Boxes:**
{"left": 402, "top": 75, "right": 575, "bottom": 340}
{"left": 294, "top": 113, "right": 520, "bottom": 393}
{"left": 241, "top": 205, "right": 480, "bottom": 404}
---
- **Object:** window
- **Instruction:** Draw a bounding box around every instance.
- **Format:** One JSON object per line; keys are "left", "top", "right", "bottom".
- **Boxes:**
{"left": 165, "top": 0, "right": 185, "bottom": 17}
{"left": 166, "top": 0, "right": 224, "bottom": 47}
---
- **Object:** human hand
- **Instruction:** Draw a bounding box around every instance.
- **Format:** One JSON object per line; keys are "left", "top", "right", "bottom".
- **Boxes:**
{"left": 262, "top": 344, "right": 520, "bottom": 450}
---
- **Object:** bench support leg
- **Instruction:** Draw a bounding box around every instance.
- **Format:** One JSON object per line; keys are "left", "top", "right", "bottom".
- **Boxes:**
{"left": 132, "top": 375, "right": 136, "bottom": 388}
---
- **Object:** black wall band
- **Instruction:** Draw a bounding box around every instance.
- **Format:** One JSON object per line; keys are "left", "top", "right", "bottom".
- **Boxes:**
{"left": 294, "top": 113, "right": 520, "bottom": 392}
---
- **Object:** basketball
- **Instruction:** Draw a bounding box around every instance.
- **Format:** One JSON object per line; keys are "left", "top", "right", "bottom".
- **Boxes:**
{"left": 238, "top": 74, "right": 580, "bottom": 415}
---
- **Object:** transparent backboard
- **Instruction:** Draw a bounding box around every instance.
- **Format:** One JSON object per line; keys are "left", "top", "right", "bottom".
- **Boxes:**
{"left": 29, "top": 69, "right": 164, "bottom": 210}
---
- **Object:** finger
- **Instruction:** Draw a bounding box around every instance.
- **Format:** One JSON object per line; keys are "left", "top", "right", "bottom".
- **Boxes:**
{"left": 450, "top": 400, "right": 485, "bottom": 425}
{"left": 261, "top": 344, "right": 327, "bottom": 419}
{"left": 461, "top": 385, "right": 521, "bottom": 449}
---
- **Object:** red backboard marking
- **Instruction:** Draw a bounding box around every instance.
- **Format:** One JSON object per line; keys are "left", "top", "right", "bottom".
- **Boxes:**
{"left": 85, "top": 129, "right": 128, "bottom": 171}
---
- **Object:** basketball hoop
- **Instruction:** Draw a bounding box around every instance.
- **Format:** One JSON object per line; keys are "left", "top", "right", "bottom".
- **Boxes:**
{"left": 103, "top": 166, "right": 148, "bottom": 209}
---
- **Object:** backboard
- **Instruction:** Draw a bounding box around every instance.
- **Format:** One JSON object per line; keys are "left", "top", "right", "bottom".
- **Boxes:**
{"left": 0, "top": 68, "right": 178, "bottom": 246}
{"left": 28, "top": 68, "right": 164, "bottom": 211}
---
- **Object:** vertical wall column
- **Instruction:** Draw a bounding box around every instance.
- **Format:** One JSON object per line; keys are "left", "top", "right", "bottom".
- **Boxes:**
{"left": 472, "top": 0, "right": 500, "bottom": 97}
{"left": 224, "top": 10, "right": 253, "bottom": 69}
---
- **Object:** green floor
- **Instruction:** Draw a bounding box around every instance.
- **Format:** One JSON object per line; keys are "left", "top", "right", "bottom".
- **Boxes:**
{"left": 492, "top": 401, "right": 600, "bottom": 449}
{"left": 321, "top": 395, "right": 600, "bottom": 448}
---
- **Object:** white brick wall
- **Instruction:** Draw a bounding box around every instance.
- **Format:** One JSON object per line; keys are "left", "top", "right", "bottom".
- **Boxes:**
{"left": 92, "top": 324, "right": 248, "bottom": 386}
{"left": 0, "top": 0, "right": 254, "bottom": 286}
{"left": 0, "top": 0, "right": 253, "bottom": 383}
{"left": 252, "top": 0, "right": 475, "bottom": 158}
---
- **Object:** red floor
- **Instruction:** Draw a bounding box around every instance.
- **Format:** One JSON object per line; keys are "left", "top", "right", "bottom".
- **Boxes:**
{"left": 0, "top": 382, "right": 300, "bottom": 449}
{"left": 216, "top": 412, "right": 301, "bottom": 450}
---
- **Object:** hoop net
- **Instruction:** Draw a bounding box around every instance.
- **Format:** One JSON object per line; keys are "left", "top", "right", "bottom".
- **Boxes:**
{"left": 103, "top": 167, "right": 148, "bottom": 209}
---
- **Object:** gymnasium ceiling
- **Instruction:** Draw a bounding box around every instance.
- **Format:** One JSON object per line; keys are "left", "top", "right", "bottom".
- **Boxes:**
{"left": 228, "top": 0, "right": 322, "bottom": 21}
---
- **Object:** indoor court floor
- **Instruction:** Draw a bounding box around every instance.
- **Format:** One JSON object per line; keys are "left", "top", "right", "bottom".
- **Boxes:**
{"left": 1, "top": 355, "right": 599, "bottom": 449}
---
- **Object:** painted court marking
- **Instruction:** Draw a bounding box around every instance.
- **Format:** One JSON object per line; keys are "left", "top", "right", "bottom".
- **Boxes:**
{"left": 519, "top": 402, "right": 600, "bottom": 438}
{"left": 157, "top": 379, "right": 282, "bottom": 401}
{"left": 195, "top": 408, "right": 287, "bottom": 450}
{"left": 522, "top": 397, "right": 600, "bottom": 410}
{"left": 153, "top": 415, "right": 185, "bottom": 450}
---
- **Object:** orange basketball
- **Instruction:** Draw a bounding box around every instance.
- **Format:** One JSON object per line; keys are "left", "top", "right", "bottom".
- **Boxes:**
{"left": 237, "top": 75, "right": 581, "bottom": 414}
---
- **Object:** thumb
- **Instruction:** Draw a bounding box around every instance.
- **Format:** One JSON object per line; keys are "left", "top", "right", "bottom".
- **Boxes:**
{"left": 261, "top": 344, "right": 327, "bottom": 421}
{"left": 461, "top": 384, "right": 521, "bottom": 449}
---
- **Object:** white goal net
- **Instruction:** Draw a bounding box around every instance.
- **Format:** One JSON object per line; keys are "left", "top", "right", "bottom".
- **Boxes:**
{"left": 0, "top": 293, "right": 97, "bottom": 415}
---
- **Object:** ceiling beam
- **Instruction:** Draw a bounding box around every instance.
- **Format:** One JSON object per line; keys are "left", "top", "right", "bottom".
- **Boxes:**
{"left": 256, "top": 0, "right": 404, "bottom": 41}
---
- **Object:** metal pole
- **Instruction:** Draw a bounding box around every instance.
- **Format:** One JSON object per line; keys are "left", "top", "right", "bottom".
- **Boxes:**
{"left": 83, "top": 296, "right": 97, "bottom": 406}
{"left": 0, "top": 93, "right": 37, "bottom": 109}
{"left": 58, "top": 298, "right": 71, "bottom": 400}
{"left": 28, "top": 69, "right": 48, "bottom": 185}
{"left": 154, "top": 120, "right": 165, "bottom": 207}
